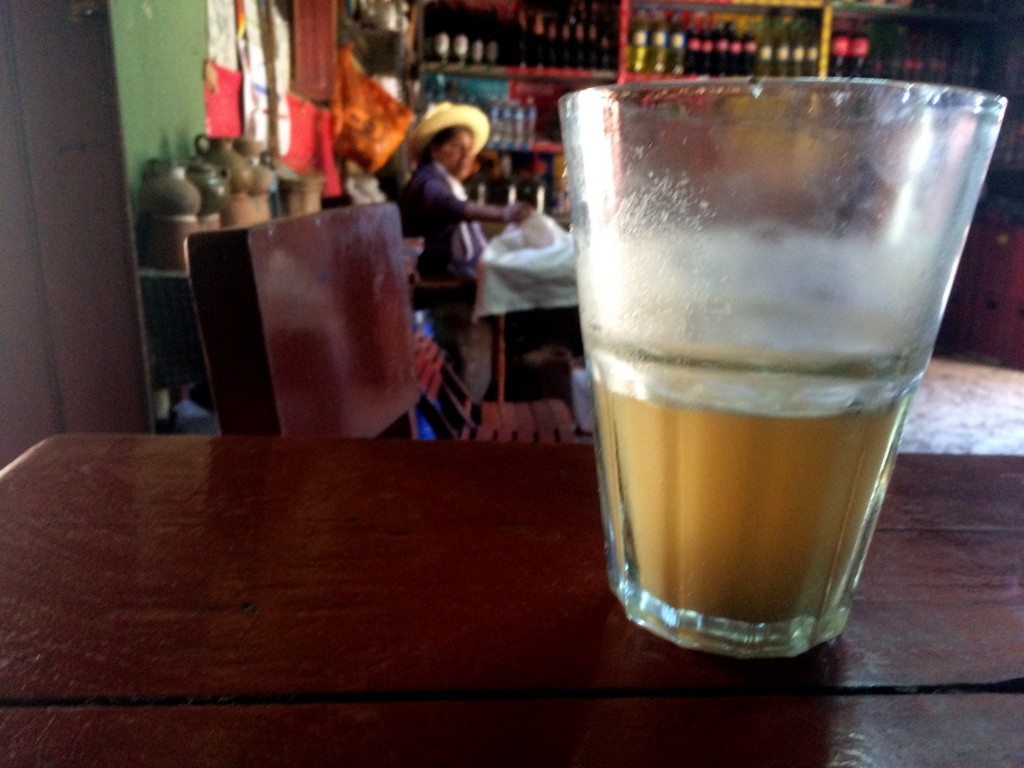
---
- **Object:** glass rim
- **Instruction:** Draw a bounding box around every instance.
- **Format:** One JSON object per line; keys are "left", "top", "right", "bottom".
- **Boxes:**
{"left": 559, "top": 77, "right": 1007, "bottom": 116}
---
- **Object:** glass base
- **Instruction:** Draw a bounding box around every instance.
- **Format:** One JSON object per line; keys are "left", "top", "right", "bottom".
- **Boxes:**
{"left": 617, "top": 579, "right": 851, "bottom": 659}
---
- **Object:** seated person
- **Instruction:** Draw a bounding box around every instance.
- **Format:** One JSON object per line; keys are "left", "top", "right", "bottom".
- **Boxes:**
{"left": 400, "top": 102, "right": 533, "bottom": 399}
{"left": 400, "top": 101, "right": 532, "bottom": 279}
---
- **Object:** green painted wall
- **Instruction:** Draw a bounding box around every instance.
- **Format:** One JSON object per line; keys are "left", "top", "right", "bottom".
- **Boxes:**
{"left": 109, "top": 0, "right": 208, "bottom": 210}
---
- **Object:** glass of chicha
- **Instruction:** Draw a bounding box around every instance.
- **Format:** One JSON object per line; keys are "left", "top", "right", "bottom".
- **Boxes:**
{"left": 559, "top": 79, "right": 1004, "bottom": 658}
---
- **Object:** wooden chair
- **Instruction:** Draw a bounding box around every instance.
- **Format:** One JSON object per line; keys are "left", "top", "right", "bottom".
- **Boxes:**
{"left": 186, "top": 204, "right": 421, "bottom": 438}
{"left": 413, "top": 327, "right": 577, "bottom": 443}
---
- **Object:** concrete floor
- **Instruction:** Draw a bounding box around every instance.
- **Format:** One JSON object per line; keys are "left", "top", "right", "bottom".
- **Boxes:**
{"left": 901, "top": 356, "right": 1024, "bottom": 455}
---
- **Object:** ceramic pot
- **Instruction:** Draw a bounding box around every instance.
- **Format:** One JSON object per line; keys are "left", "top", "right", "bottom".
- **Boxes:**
{"left": 249, "top": 162, "right": 274, "bottom": 196}
{"left": 197, "top": 213, "right": 222, "bottom": 231}
{"left": 280, "top": 173, "right": 325, "bottom": 216}
{"left": 251, "top": 192, "right": 272, "bottom": 223}
{"left": 194, "top": 134, "right": 253, "bottom": 195}
{"left": 233, "top": 136, "right": 265, "bottom": 159}
{"left": 221, "top": 192, "right": 259, "bottom": 228}
{"left": 139, "top": 161, "right": 201, "bottom": 217}
{"left": 186, "top": 159, "right": 230, "bottom": 217}
{"left": 142, "top": 214, "right": 199, "bottom": 271}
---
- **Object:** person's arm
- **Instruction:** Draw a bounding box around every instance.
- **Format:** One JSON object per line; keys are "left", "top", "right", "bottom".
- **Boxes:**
{"left": 464, "top": 201, "right": 534, "bottom": 225}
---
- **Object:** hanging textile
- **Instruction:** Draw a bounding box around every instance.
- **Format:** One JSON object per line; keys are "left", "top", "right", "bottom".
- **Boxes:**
{"left": 238, "top": 0, "right": 291, "bottom": 154}
{"left": 203, "top": 61, "right": 244, "bottom": 138}
{"left": 207, "top": 0, "right": 237, "bottom": 69}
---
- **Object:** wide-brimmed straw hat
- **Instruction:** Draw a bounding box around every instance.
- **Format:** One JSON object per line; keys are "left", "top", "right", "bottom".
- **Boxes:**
{"left": 410, "top": 101, "right": 490, "bottom": 157}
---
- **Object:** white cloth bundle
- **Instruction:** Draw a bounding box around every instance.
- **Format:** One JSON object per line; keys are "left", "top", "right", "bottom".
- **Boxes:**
{"left": 474, "top": 212, "right": 577, "bottom": 318}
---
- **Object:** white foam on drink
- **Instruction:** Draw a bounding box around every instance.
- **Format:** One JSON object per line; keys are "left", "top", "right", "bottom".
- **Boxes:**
{"left": 579, "top": 226, "right": 948, "bottom": 362}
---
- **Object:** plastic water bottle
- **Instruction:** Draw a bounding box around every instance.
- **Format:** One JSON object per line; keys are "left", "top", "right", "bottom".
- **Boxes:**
{"left": 512, "top": 99, "right": 526, "bottom": 149}
{"left": 499, "top": 100, "right": 516, "bottom": 150}
{"left": 487, "top": 100, "right": 502, "bottom": 148}
{"left": 524, "top": 97, "right": 537, "bottom": 147}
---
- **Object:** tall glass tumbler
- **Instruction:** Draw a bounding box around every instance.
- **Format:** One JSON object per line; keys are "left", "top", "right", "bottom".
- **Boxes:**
{"left": 559, "top": 80, "right": 1005, "bottom": 658}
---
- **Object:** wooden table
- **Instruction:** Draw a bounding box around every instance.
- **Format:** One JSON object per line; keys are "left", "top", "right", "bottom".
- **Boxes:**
{"left": 0, "top": 435, "right": 1021, "bottom": 766}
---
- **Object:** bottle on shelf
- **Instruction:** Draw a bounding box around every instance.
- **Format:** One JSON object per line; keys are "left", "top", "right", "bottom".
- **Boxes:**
{"left": 483, "top": 8, "right": 501, "bottom": 66}
{"left": 558, "top": 7, "right": 574, "bottom": 68}
{"left": 598, "top": 24, "right": 615, "bottom": 71}
{"left": 649, "top": 12, "right": 671, "bottom": 74}
{"left": 685, "top": 15, "right": 704, "bottom": 75}
{"left": 487, "top": 99, "right": 504, "bottom": 147}
{"left": 586, "top": 6, "right": 601, "bottom": 69}
{"left": 849, "top": 26, "right": 870, "bottom": 78}
{"left": 727, "top": 20, "right": 745, "bottom": 76}
{"left": 514, "top": 8, "right": 530, "bottom": 67}
{"left": 925, "top": 31, "right": 950, "bottom": 83}
{"left": 528, "top": 11, "right": 546, "bottom": 67}
{"left": 790, "top": 16, "right": 807, "bottom": 77}
{"left": 430, "top": 0, "right": 452, "bottom": 65}
{"left": 572, "top": 3, "right": 588, "bottom": 68}
{"left": 524, "top": 97, "right": 537, "bottom": 147}
{"left": 685, "top": 13, "right": 711, "bottom": 75}
{"left": 699, "top": 16, "right": 715, "bottom": 74}
{"left": 544, "top": 12, "right": 560, "bottom": 68}
{"left": 740, "top": 22, "right": 758, "bottom": 76}
{"left": 771, "top": 14, "right": 792, "bottom": 77}
{"left": 829, "top": 26, "right": 851, "bottom": 77}
{"left": 669, "top": 13, "right": 689, "bottom": 76}
{"left": 708, "top": 23, "right": 727, "bottom": 77}
{"left": 627, "top": 10, "right": 651, "bottom": 74}
{"left": 486, "top": 153, "right": 518, "bottom": 206}
{"left": 451, "top": 4, "right": 469, "bottom": 68}
{"left": 511, "top": 99, "right": 526, "bottom": 148}
{"left": 470, "top": 16, "right": 486, "bottom": 67}
{"left": 802, "top": 19, "right": 820, "bottom": 77}
{"left": 753, "top": 13, "right": 777, "bottom": 77}
{"left": 514, "top": 157, "right": 548, "bottom": 213}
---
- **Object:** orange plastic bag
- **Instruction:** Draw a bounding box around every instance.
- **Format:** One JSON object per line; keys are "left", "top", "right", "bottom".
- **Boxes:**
{"left": 331, "top": 44, "right": 412, "bottom": 174}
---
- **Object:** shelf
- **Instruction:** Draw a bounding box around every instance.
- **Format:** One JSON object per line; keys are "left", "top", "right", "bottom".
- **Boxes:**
{"left": 485, "top": 140, "right": 565, "bottom": 154}
{"left": 628, "top": 0, "right": 824, "bottom": 6}
{"left": 619, "top": 72, "right": 705, "bottom": 83}
{"left": 830, "top": 3, "right": 999, "bottom": 25}
{"left": 420, "top": 63, "right": 618, "bottom": 85}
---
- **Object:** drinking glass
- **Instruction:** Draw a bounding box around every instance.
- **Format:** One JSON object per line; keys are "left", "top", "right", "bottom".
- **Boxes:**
{"left": 559, "top": 79, "right": 1004, "bottom": 658}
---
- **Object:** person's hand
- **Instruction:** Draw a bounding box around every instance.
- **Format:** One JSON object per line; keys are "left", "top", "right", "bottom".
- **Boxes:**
{"left": 504, "top": 202, "right": 534, "bottom": 224}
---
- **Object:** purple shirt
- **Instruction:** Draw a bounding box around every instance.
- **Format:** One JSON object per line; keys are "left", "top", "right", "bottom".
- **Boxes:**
{"left": 399, "top": 163, "right": 473, "bottom": 277}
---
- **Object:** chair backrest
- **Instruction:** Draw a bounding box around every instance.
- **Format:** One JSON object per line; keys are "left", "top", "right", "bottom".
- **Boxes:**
{"left": 187, "top": 204, "right": 420, "bottom": 438}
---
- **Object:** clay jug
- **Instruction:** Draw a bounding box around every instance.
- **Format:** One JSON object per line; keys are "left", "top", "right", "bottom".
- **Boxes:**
{"left": 185, "top": 158, "right": 230, "bottom": 217}
{"left": 280, "top": 172, "right": 325, "bottom": 216}
{"left": 233, "top": 137, "right": 275, "bottom": 222}
{"left": 221, "top": 192, "right": 259, "bottom": 228}
{"left": 233, "top": 135, "right": 265, "bottom": 159}
{"left": 138, "top": 160, "right": 201, "bottom": 217}
{"left": 194, "top": 134, "right": 253, "bottom": 195}
{"left": 249, "top": 162, "right": 275, "bottom": 222}
{"left": 143, "top": 214, "right": 200, "bottom": 271}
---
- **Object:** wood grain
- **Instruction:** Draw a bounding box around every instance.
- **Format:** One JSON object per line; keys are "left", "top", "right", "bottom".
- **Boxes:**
{"left": 0, "top": 435, "right": 1021, "bottom": 764}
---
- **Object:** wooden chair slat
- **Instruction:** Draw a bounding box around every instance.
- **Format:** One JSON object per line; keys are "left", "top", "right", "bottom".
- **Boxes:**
{"left": 412, "top": 322, "right": 577, "bottom": 444}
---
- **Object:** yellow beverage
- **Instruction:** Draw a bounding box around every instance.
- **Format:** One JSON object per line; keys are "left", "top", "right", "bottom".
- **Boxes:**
{"left": 592, "top": 369, "right": 910, "bottom": 653}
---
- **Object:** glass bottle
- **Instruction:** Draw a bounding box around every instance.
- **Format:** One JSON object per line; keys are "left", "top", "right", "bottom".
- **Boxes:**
{"left": 753, "top": 14, "right": 776, "bottom": 77}
{"left": 771, "top": 14, "right": 792, "bottom": 77}
{"left": 669, "top": 13, "right": 688, "bottom": 75}
{"left": 649, "top": 12, "right": 671, "bottom": 74}
{"left": 790, "top": 16, "right": 806, "bottom": 77}
{"left": 803, "top": 21, "right": 820, "bottom": 77}
{"left": 830, "top": 27, "right": 851, "bottom": 77}
{"left": 627, "top": 10, "right": 651, "bottom": 74}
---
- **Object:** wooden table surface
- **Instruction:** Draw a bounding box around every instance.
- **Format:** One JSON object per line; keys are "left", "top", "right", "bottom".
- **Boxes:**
{"left": 0, "top": 435, "right": 1021, "bottom": 766}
